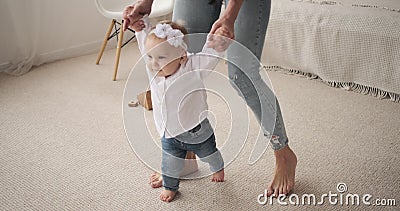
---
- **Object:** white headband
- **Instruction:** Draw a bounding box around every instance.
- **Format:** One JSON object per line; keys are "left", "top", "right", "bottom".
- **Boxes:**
{"left": 149, "top": 23, "right": 188, "bottom": 50}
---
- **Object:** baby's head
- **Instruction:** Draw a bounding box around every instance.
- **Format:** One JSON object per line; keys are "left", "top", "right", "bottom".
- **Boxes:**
{"left": 145, "top": 21, "right": 188, "bottom": 77}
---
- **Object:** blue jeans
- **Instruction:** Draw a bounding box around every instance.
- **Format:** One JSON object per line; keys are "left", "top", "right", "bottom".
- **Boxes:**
{"left": 173, "top": 0, "right": 288, "bottom": 151}
{"left": 162, "top": 125, "right": 224, "bottom": 192}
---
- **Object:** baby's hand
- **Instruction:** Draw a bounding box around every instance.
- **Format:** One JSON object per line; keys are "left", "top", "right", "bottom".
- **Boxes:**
{"left": 215, "top": 26, "right": 231, "bottom": 38}
{"left": 129, "top": 19, "right": 146, "bottom": 32}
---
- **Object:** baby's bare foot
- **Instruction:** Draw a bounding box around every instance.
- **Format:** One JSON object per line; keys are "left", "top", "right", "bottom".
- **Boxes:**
{"left": 149, "top": 172, "right": 162, "bottom": 188}
{"left": 211, "top": 169, "right": 225, "bottom": 182}
{"left": 160, "top": 189, "right": 176, "bottom": 202}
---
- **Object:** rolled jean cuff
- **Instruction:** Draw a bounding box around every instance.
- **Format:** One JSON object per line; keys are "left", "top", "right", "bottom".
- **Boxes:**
{"left": 164, "top": 186, "right": 178, "bottom": 192}
{"left": 210, "top": 159, "right": 224, "bottom": 173}
{"left": 269, "top": 136, "right": 289, "bottom": 151}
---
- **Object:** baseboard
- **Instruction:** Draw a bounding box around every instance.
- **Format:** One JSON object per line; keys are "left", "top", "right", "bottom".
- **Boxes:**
{"left": 35, "top": 34, "right": 136, "bottom": 67}
{"left": 0, "top": 62, "right": 11, "bottom": 71}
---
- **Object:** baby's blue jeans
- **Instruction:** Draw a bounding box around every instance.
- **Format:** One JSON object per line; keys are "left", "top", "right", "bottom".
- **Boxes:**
{"left": 162, "top": 119, "right": 224, "bottom": 192}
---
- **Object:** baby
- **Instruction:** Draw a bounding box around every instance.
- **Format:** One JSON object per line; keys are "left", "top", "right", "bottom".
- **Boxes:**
{"left": 131, "top": 16, "right": 230, "bottom": 202}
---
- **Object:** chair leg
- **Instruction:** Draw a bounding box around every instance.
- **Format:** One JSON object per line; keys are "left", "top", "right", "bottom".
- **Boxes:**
{"left": 96, "top": 19, "right": 116, "bottom": 65}
{"left": 113, "top": 20, "right": 124, "bottom": 81}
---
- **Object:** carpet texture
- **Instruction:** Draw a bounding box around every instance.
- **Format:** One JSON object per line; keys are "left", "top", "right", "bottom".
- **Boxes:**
{"left": 1, "top": 43, "right": 399, "bottom": 210}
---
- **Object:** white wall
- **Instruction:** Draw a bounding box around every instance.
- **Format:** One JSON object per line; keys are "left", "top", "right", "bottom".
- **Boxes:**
{"left": 0, "top": 0, "right": 136, "bottom": 74}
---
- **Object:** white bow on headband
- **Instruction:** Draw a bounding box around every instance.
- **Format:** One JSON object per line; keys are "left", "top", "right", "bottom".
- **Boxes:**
{"left": 150, "top": 23, "right": 187, "bottom": 50}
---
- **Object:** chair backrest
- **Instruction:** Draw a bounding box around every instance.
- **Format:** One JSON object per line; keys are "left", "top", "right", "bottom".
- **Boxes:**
{"left": 94, "top": 0, "right": 132, "bottom": 19}
{"left": 94, "top": 0, "right": 174, "bottom": 20}
{"left": 149, "top": 0, "right": 174, "bottom": 18}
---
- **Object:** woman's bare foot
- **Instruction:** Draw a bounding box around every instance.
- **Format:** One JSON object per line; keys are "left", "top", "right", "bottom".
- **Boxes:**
{"left": 267, "top": 145, "right": 297, "bottom": 197}
{"left": 149, "top": 172, "right": 162, "bottom": 188}
{"left": 160, "top": 189, "right": 177, "bottom": 202}
{"left": 211, "top": 169, "right": 225, "bottom": 182}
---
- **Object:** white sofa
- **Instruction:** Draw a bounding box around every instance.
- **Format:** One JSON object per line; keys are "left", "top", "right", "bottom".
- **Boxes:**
{"left": 264, "top": 0, "right": 400, "bottom": 102}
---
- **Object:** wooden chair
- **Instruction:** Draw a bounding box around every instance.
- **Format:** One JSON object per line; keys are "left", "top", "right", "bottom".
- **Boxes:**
{"left": 94, "top": 0, "right": 174, "bottom": 81}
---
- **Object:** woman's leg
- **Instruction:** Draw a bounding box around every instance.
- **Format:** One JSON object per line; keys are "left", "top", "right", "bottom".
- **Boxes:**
{"left": 226, "top": 0, "right": 287, "bottom": 150}
{"left": 173, "top": 0, "right": 222, "bottom": 53}
{"left": 226, "top": 0, "right": 297, "bottom": 196}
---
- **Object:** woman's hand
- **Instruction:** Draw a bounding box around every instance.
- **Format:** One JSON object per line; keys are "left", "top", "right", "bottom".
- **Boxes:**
{"left": 122, "top": 0, "right": 153, "bottom": 31}
{"left": 210, "top": 17, "right": 235, "bottom": 40}
{"left": 207, "top": 17, "right": 235, "bottom": 52}
{"left": 207, "top": 0, "right": 243, "bottom": 52}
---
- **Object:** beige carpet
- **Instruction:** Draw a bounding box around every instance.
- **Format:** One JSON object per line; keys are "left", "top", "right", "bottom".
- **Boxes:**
{"left": 1, "top": 42, "right": 399, "bottom": 211}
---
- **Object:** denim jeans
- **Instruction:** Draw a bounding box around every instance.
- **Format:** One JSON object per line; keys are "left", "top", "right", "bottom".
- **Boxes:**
{"left": 173, "top": 0, "right": 289, "bottom": 151}
{"left": 162, "top": 122, "right": 224, "bottom": 192}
